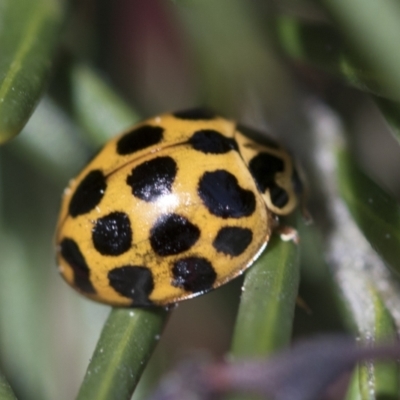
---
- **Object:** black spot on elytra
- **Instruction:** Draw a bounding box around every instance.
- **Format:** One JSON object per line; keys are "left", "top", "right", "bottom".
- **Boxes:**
{"left": 189, "top": 130, "right": 238, "bottom": 154}
{"left": 150, "top": 213, "right": 200, "bottom": 256}
{"left": 126, "top": 156, "right": 177, "bottom": 202}
{"left": 270, "top": 186, "right": 289, "bottom": 207}
{"left": 213, "top": 226, "right": 253, "bottom": 257}
{"left": 108, "top": 266, "right": 154, "bottom": 306}
{"left": 172, "top": 257, "right": 216, "bottom": 292}
{"left": 173, "top": 108, "right": 216, "bottom": 120}
{"left": 198, "top": 170, "right": 256, "bottom": 218}
{"left": 248, "top": 153, "right": 285, "bottom": 193}
{"left": 60, "top": 238, "right": 96, "bottom": 293}
{"left": 116, "top": 125, "right": 164, "bottom": 155}
{"left": 68, "top": 170, "right": 106, "bottom": 217}
{"left": 92, "top": 212, "right": 132, "bottom": 256}
{"left": 236, "top": 124, "right": 280, "bottom": 149}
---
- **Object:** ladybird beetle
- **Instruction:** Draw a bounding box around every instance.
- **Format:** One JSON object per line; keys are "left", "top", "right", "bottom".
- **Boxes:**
{"left": 55, "top": 109, "right": 302, "bottom": 306}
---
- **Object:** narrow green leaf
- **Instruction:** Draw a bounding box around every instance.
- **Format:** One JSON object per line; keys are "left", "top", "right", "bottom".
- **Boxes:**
{"left": 9, "top": 59, "right": 140, "bottom": 186}
{"left": 230, "top": 223, "right": 300, "bottom": 358}
{"left": 305, "top": 92, "right": 400, "bottom": 399}
{"left": 9, "top": 96, "right": 90, "bottom": 184}
{"left": 275, "top": 16, "right": 400, "bottom": 144}
{"left": 344, "top": 288, "right": 399, "bottom": 400}
{"left": 336, "top": 148, "right": 400, "bottom": 275}
{"left": 69, "top": 64, "right": 140, "bottom": 146}
{"left": 0, "top": 0, "right": 66, "bottom": 144}
{"left": 275, "top": 16, "right": 387, "bottom": 97}
{"left": 0, "top": 372, "right": 17, "bottom": 400}
{"left": 314, "top": 0, "right": 400, "bottom": 100}
{"left": 77, "top": 308, "right": 169, "bottom": 400}
{"left": 345, "top": 371, "right": 363, "bottom": 400}
{"left": 372, "top": 291, "right": 399, "bottom": 398}
{"left": 374, "top": 97, "right": 400, "bottom": 145}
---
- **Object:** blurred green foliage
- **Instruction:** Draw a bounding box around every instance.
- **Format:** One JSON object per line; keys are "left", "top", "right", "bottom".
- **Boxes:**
{"left": 1, "top": 0, "right": 400, "bottom": 399}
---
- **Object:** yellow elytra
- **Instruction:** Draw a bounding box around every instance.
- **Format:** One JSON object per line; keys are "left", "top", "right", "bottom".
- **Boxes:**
{"left": 55, "top": 109, "right": 302, "bottom": 306}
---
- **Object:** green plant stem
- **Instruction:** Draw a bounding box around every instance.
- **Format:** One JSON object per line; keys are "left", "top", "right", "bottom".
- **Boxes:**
{"left": 77, "top": 308, "right": 169, "bottom": 400}
{"left": 230, "top": 223, "right": 300, "bottom": 357}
